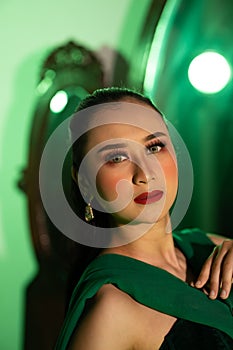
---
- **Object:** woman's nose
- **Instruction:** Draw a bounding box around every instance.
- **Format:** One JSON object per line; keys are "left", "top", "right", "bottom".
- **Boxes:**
{"left": 132, "top": 157, "right": 157, "bottom": 185}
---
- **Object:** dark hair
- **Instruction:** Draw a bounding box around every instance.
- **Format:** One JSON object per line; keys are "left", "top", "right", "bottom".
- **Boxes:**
{"left": 75, "top": 86, "right": 161, "bottom": 112}
{"left": 66, "top": 87, "right": 163, "bottom": 296}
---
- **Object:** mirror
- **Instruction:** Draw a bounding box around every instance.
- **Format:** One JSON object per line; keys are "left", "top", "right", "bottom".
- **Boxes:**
{"left": 19, "top": 40, "right": 104, "bottom": 350}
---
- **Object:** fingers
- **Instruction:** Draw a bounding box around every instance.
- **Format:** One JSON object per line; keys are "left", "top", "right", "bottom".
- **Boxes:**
{"left": 194, "top": 241, "right": 233, "bottom": 300}
{"left": 207, "top": 248, "right": 222, "bottom": 300}
{"left": 194, "top": 247, "right": 218, "bottom": 289}
{"left": 219, "top": 245, "right": 233, "bottom": 299}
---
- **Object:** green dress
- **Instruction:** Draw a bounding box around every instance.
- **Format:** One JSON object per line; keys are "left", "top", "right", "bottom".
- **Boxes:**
{"left": 55, "top": 229, "right": 233, "bottom": 349}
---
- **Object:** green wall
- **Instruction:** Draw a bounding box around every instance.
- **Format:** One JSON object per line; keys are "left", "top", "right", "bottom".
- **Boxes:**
{"left": 0, "top": 0, "right": 151, "bottom": 349}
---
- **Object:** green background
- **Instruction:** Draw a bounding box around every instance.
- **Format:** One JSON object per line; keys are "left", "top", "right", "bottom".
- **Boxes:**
{"left": 0, "top": 1, "right": 150, "bottom": 349}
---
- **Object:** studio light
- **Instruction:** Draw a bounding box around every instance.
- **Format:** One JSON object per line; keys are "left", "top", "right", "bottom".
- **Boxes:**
{"left": 188, "top": 51, "right": 231, "bottom": 94}
{"left": 49, "top": 90, "right": 68, "bottom": 113}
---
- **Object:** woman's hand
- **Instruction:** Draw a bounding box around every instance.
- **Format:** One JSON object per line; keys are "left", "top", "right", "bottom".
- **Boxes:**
{"left": 194, "top": 239, "right": 233, "bottom": 300}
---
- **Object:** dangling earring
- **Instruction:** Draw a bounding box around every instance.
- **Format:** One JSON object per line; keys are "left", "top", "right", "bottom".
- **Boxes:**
{"left": 85, "top": 201, "right": 94, "bottom": 222}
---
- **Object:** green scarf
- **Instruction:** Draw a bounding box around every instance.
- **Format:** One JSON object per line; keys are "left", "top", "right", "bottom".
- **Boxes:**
{"left": 55, "top": 229, "right": 233, "bottom": 349}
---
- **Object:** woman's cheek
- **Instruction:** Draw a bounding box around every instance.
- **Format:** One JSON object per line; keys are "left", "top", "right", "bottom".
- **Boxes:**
{"left": 96, "top": 169, "right": 122, "bottom": 201}
{"left": 166, "top": 163, "right": 178, "bottom": 182}
{"left": 162, "top": 155, "right": 178, "bottom": 178}
{"left": 161, "top": 159, "right": 178, "bottom": 196}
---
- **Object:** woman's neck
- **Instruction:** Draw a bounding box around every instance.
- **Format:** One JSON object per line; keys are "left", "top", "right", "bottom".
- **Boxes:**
{"left": 102, "top": 216, "right": 182, "bottom": 270}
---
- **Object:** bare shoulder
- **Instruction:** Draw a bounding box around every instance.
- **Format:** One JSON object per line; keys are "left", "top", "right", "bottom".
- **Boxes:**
{"left": 90, "top": 284, "right": 141, "bottom": 328}
{"left": 94, "top": 285, "right": 177, "bottom": 349}
{"left": 68, "top": 284, "right": 139, "bottom": 350}
{"left": 68, "top": 284, "right": 178, "bottom": 350}
{"left": 96, "top": 283, "right": 139, "bottom": 310}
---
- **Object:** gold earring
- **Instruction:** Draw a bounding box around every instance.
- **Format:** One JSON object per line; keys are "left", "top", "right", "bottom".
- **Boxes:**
{"left": 85, "top": 202, "right": 94, "bottom": 222}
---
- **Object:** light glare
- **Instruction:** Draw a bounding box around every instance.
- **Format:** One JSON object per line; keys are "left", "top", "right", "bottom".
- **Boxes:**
{"left": 50, "top": 91, "right": 68, "bottom": 113}
{"left": 188, "top": 52, "right": 231, "bottom": 94}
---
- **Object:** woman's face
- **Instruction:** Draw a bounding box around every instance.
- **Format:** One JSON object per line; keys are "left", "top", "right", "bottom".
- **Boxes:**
{"left": 78, "top": 101, "right": 178, "bottom": 226}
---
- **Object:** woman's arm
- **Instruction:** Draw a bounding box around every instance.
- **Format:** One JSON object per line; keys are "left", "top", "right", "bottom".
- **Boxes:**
{"left": 68, "top": 285, "right": 137, "bottom": 350}
{"left": 194, "top": 234, "right": 233, "bottom": 300}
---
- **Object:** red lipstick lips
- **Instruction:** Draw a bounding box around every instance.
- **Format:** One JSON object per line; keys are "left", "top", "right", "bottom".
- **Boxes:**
{"left": 134, "top": 190, "right": 164, "bottom": 205}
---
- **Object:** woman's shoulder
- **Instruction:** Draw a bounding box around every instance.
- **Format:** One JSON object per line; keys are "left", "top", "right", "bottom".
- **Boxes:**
{"left": 93, "top": 283, "right": 140, "bottom": 319}
{"left": 68, "top": 284, "right": 140, "bottom": 349}
{"left": 94, "top": 283, "right": 143, "bottom": 333}
{"left": 86, "top": 284, "right": 177, "bottom": 350}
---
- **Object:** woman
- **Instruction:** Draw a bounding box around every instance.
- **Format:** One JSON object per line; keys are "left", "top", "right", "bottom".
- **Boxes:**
{"left": 55, "top": 87, "right": 233, "bottom": 349}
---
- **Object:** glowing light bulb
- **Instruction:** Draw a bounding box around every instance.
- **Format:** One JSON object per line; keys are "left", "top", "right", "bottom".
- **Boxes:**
{"left": 188, "top": 52, "right": 231, "bottom": 94}
{"left": 50, "top": 91, "right": 68, "bottom": 113}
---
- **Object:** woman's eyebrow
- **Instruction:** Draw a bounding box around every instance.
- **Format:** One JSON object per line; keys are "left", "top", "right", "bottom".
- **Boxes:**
{"left": 97, "top": 132, "right": 167, "bottom": 152}
{"left": 97, "top": 143, "right": 127, "bottom": 153}
{"left": 145, "top": 132, "right": 167, "bottom": 141}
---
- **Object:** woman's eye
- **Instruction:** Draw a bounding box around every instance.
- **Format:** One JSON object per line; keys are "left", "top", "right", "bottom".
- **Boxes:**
{"left": 105, "top": 153, "right": 128, "bottom": 163}
{"left": 150, "top": 145, "right": 162, "bottom": 153}
{"left": 112, "top": 155, "right": 127, "bottom": 163}
{"left": 147, "top": 142, "right": 165, "bottom": 154}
